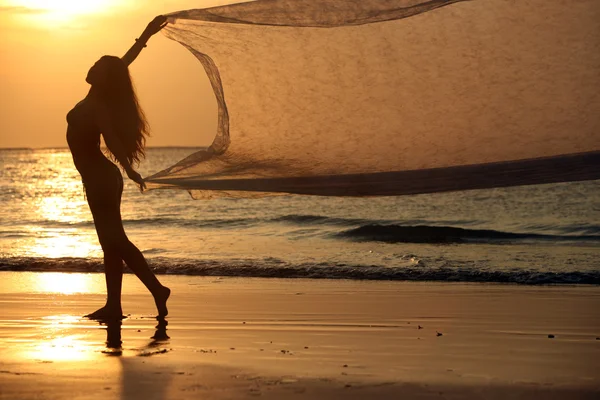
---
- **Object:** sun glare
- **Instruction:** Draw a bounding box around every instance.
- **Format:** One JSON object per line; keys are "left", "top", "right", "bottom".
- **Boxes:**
{"left": 34, "top": 335, "right": 93, "bottom": 361}
{"left": 25, "top": 232, "right": 100, "bottom": 258}
{"left": 15, "top": 0, "right": 110, "bottom": 14}
{"left": 35, "top": 272, "right": 100, "bottom": 294}
{"left": 11, "top": 0, "right": 115, "bottom": 25}
{"left": 29, "top": 315, "right": 103, "bottom": 362}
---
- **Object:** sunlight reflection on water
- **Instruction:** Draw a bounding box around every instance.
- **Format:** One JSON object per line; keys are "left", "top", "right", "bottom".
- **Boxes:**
{"left": 23, "top": 314, "right": 108, "bottom": 363}
{"left": 22, "top": 228, "right": 100, "bottom": 258}
{"left": 30, "top": 316, "right": 94, "bottom": 361}
{"left": 0, "top": 271, "right": 104, "bottom": 294}
{"left": 3, "top": 148, "right": 600, "bottom": 280}
{"left": 2, "top": 150, "right": 101, "bottom": 258}
{"left": 32, "top": 334, "right": 95, "bottom": 362}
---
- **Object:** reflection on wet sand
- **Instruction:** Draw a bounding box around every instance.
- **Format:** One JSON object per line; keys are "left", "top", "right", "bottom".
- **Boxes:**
{"left": 100, "top": 317, "right": 173, "bottom": 400}
{"left": 2, "top": 273, "right": 599, "bottom": 399}
{"left": 103, "top": 319, "right": 123, "bottom": 356}
{"left": 102, "top": 317, "right": 170, "bottom": 356}
{"left": 27, "top": 314, "right": 97, "bottom": 362}
{"left": 23, "top": 312, "right": 174, "bottom": 399}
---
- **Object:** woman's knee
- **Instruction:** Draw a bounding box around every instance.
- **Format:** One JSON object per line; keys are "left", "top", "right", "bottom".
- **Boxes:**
{"left": 99, "top": 236, "right": 130, "bottom": 254}
{"left": 104, "top": 251, "right": 123, "bottom": 267}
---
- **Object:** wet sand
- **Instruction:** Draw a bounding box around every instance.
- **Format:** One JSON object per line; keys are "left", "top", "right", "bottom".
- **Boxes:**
{"left": 0, "top": 271, "right": 598, "bottom": 399}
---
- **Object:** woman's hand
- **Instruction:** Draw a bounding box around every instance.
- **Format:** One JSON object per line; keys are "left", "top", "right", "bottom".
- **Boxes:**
{"left": 122, "top": 15, "right": 166, "bottom": 66}
{"left": 127, "top": 169, "right": 146, "bottom": 191}
{"left": 144, "top": 15, "right": 168, "bottom": 37}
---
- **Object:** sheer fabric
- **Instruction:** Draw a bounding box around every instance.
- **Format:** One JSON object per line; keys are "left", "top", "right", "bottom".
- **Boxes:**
{"left": 146, "top": 0, "right": 600, "bottom": 198}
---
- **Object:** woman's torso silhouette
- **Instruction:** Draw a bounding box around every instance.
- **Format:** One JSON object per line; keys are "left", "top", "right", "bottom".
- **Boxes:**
{"left": 66, "top": 98, "right": 125, "bottom": 246}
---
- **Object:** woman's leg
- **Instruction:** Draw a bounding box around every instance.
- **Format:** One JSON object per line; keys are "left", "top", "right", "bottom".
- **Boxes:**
{"left": 104, "top": 252, "right": 123, "bottom": 316}
{"left": 104, "top": 252, "right": 124, "bottom": 313}
{"left": 93, "top": 222, "right": 170, "bottom": 317}
{"left": 85, "top": 251, "right": 124, "bottom": 319}
{"left": 84, "top": 174, "right": 126, "bottom": 319}
{"left": 85, "top": 170, "right": 169, "bottom": 319}
{"left": 118, "top": 240, "right": 170, "bottom": 317}
{"left": 87, "top": 237, "right": 170, "bottom": 318}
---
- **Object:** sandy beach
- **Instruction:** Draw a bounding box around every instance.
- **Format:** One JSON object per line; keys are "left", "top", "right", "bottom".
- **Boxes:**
{"left": 0, "top": 271, "right": 598, "bottom": 399}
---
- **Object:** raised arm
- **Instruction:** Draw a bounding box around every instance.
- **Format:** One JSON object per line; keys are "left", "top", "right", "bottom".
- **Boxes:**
{"left": 122, "top": 16, "right": 168, "bottom": 67}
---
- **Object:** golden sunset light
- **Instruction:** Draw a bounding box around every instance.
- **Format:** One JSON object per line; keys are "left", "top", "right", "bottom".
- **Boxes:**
{"left": 33, "top": 335, "right": 93, "bottom": 362}
{"left": 2, "top": 1, "right": 119, "bottom": 33}
{"left": 36, "top": 196, "right": 85, "bottom": 224}
{"left": 8, "top": 0, "right": 115, "bottom": 22}
{"left": 0, "top": 0, "right": 215, "bottom": 149}
{"left": 25, "top": 232, "right": 100, "bottom": 258}
{"left": 1, "top": 1, "right": 599, "bottom": 398}
{"left": 35, "top": 273, "right": 100, "bottom": 294}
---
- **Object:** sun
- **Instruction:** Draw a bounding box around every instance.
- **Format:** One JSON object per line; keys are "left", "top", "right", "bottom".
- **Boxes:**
{"left": 10, "top": 0, "right": 116, "bottom": 26}
{"left": 15, "top": 0, "right": 111, "bottom": 15}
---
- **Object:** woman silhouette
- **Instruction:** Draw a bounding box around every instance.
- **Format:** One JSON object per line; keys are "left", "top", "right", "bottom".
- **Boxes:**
{"left": 67, "top": 16, "right": 170, "bottom": 320}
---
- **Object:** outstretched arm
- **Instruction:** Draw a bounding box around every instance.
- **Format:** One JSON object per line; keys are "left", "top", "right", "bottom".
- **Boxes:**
{"left": 122, "top": 15, "right": 168, "bottom": 67}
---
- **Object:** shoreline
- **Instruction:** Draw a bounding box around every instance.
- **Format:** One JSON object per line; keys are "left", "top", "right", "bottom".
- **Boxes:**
{"left": 1, "top": 271, "right": 599, "bottom": 399}
{"left": 2, "top": 258, "right": 599, "bottom": 285}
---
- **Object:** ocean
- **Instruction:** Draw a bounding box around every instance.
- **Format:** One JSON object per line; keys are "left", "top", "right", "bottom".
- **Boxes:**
{"left": 1, "top": 147, "right": 599, "bottom": 285}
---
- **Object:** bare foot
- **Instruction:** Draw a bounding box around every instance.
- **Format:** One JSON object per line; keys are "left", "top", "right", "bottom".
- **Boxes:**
{"left": 154, "top": 286, "right": 171, "bottom": 317}
{"left": 84, "top": 305, "right": 124, "bottom": 321}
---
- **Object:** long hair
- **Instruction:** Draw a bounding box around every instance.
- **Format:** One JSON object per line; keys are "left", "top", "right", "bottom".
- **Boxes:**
{"left": 93, "top": 55, "right": 149, "bottom": 167}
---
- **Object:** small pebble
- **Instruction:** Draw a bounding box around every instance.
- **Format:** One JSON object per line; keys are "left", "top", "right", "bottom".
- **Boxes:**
{"left": 304, "top": 346, "right": 309, "bottom": 349}
{"left": 342, "top": 364, "right": 348, "bottom": 368}
{"left": 548, "top": 334, "right": 555, "bottom": 339}
{"left": 436, "top": 332, "right": 443, "bottom": 337}
{"left": 230, "top": 347, "right": 235, "bottom": 350}
{"left": 418, "top": 325, "right": 423, "bottom": 330}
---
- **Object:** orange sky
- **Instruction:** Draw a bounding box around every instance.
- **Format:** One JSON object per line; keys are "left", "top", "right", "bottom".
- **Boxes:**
{"left": 0, "top": 1, "right": 240, "bottom": 148}
{"left": 1, "top": 0, "right": 598, "bottom": 153}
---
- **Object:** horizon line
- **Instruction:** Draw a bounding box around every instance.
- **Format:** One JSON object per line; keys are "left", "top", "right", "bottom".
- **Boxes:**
{"left": 0, "top": 146, "right": 206, "bottom": 151}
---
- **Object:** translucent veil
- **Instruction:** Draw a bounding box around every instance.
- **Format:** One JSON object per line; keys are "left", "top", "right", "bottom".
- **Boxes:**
{"left": 145, "top": 0, "right": 600, "bottom": 199}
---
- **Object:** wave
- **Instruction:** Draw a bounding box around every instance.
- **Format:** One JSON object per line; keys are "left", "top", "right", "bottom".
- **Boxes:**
{"left": 6, "top": 217, "right": 261, "bottom": 230}
{"left": 1, "top": 257, "right": 598, "bottom": 285}
{"left": 6, "top": 214, "right": 378, "bottom": 230}
{"left": 334, "top": 224, "right": 600, "bottom": 244}
{"left": 272, "top": 214, "right": 374, "bottom": 226}
{"left": 5, "top": 214, "right": 600, "bottom": 244}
